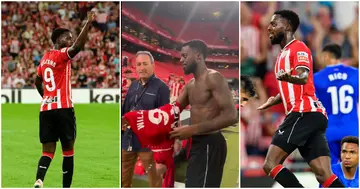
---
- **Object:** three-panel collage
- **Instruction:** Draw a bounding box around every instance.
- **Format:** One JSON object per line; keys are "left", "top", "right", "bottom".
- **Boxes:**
{"left": 0, "top": 0, "right": 358, "bottom": 188}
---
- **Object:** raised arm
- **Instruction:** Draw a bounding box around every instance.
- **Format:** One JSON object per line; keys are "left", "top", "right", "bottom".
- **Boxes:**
{"left": 67, "top": 12, "right": 96, "bottom": 58}
{"left": 193, "top": 72, "right": 238, "bottom": 134}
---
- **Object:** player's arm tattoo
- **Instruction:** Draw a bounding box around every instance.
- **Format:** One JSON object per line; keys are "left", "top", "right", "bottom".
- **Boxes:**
{"left": 68, "top": 21, "right": 92, "bottom": 58}
{"left": 194, "top": 72, "right": 238, "bottom": 134}
{"left": 35, "top": 75, "right": 44, "bottom": 97}
{"left": 288, "top": 67, "right": 309, "bottom": 85}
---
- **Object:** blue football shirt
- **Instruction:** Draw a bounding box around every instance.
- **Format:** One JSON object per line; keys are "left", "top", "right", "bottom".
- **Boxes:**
{"left": 314, "top": 64, "right": 359, "bottom": 141}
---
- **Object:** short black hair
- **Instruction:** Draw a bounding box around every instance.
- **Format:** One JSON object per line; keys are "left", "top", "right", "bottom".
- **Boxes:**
{"left": 274, "top": 10, "right": 300, "bottom": 33}
{"left": 51, "top": 28, "right": 71, "bottom": 44}
{"left": 182, "top": 39, "right": 208, "bottom": 59}
{"left": 341, "top": 136, "right": 359, "bottom": 146}
{"left": 241, "top": 75, "right": 256, "bottom": 97}
{"left": 322, "top": 43, "right": 342, "bottom": 59}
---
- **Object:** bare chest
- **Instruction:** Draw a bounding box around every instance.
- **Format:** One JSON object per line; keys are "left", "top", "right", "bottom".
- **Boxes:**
{"left": 187, "top": 81, "right": 212, "bottom": 105}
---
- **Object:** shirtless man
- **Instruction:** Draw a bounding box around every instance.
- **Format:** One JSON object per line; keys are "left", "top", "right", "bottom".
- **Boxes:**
{"left": 169, "top": 39, "right": 238, "bottom": 187}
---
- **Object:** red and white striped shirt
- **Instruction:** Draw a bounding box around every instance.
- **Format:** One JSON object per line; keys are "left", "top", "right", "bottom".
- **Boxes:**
{"left": 37, "top": 47, "right": 73, "bottom": 112}
{"left": 170, "top": 82, "right": 184, "bottom": 99}
{"left": 274, "top": 39, "right": 326, "bottom": 116}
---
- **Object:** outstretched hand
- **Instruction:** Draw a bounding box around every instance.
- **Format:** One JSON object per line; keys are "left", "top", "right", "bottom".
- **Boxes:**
{"left": 257, "top": 96, "right": 275, "bottom": 110}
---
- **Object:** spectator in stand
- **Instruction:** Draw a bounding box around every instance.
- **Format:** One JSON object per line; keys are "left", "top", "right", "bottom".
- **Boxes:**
{"left": 122, "top": 69, "right": 132, "bottom": 87}
{"left": 167, "top": 73, "right": 175, "bottom": 88}
{"left": 77, "top": 69, "right": 88, "bottom": 88}
{"left": 2, "top": 72, "right": 12, "bottom": 88}
{"left": 13, "top": 73, "right": 25, "bottom": 89}
{"left": 71, "top": 71, "right": 78, "bottom": 88}
{"left": 179, "top": 78, "right": 185, "bottom": 87}
{"left": 122, "top": 56, "right": 129, "bottom": 67}
{"left": 112, "top": 53, "right": 120, "bottom": 77}
{"left": 170, "top": 76, "right": 185, "bottom": 103}
{"left": 9, "top": 36, "right": 20, "bottom": 59}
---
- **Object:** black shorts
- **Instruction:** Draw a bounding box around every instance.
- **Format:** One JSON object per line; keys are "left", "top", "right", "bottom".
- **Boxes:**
{"left": 271, "top": 112, "right": 330, "bottom": 163}
{"left": 186, "top": 132, "right": 227, "bottom": 187}
{"left": 39, "top": 108, "right": 76, "bottom": 144}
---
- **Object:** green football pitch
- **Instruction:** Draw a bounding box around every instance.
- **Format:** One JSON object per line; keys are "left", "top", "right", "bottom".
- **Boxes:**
{"left": 2, "top": 104, "right": 120, "bottom": 188}
{"left": 132, "top": 124, "right": 239, "bottom": 188}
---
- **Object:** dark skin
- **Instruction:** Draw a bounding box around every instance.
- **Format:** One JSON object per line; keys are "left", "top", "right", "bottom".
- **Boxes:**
{"left": 35, "top": 12, "right": 96, "bottom": 154}
{"left": 259, "top": 14, "right": 334, "bottom": 185}
{"left": 121, "top": 117, "right": 130, "bottom": 131}
{"left": 268, "top": 14, "right": 309, "bottom": 85}
{"left": 340, "top": 142, "right": 358, "bottom": 179}
{"left": 169, "top": 46, "right": 237, "bottom": 140}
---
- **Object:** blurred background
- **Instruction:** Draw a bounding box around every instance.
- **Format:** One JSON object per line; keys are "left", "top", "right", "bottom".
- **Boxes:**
{"left": 121, "top": 1, "right": 239, "bottom": 187}
{"left": 1, "top": 2, "right": 120, "bottom": 89}
{"left": 240, "top": 1, "right": 358, "bottom": 187}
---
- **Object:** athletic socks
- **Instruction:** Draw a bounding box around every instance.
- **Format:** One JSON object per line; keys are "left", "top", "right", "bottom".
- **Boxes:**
{"left": 269, "top": 164, "right": 304, "bottom": 188}
{"left": 322, "top": 174, "right": 345, "bottom": 187}
{"left": 62, "top": 149, "right": 74, "bottom": 188}
{"left": 36, "top": 152, "right": 54, "bottom": 182}
{"left": 35, "top": 150, "right": 75, "bottom": 187}
{"left": 268, "top": 165, "right": 344, "bottom": 187}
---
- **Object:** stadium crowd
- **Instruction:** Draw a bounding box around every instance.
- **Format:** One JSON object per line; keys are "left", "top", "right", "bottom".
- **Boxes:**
{"left": 121, "top": 15, "right": 239, "bottom": 60}
{"left": 121, "top": 13, "right": 240, "bottom": 104}
{"left": 1, "top": 2, "right": 120, "bottom": 89}
{"left": 241, "top": 1, "right": 358, "bottom": 171}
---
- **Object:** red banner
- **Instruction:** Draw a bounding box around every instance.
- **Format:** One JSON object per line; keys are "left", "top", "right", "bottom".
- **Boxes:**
{"left": 122, "top": 33, "right": 238, "bottom": 64}
{"left": 121, "top": 8, "right": 238, "bottom": 50}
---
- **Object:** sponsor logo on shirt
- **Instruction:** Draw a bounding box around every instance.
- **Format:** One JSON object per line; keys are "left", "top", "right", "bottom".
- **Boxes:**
{"left": 297, "top": 51, "right": 309, "bottom": 63}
